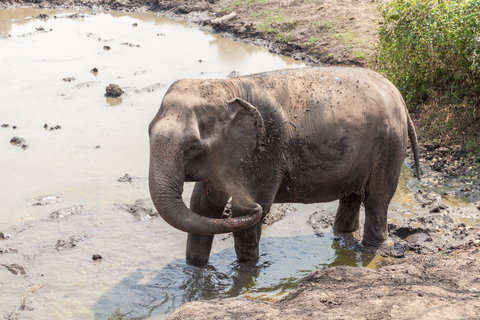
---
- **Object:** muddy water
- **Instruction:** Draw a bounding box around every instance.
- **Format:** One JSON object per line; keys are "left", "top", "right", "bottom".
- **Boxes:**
{"left": 0, "top": 8, "right": 423, "bottom": 320}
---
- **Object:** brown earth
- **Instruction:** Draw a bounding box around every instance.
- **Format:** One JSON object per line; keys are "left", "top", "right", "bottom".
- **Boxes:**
{"left": 1, "top": 0, "right": 384, "bottom": 66}
{"left": 3, "top": 0, "right": 480, "bottom": 319}
{"left": 168, "top": 241, "right": 480, "bottom": 320}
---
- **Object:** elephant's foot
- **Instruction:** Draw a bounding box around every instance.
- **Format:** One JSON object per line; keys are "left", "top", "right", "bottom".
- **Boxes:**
{"left": 361, "top": 235, "right": 393, "bottom": 248}
{"left": 235, "top": 245, "right": 260, "bottom": 264}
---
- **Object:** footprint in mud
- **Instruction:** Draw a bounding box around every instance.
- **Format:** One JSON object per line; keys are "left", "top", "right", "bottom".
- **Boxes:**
{"left": 32, "top": 194, "right": 64, "bottom": 206}
{"left": 74, "top": 81, "right": 100, "bottom": 89}
{"left": 118, "top": 198, "right": 158, "bottom": 221}
{"left": 49, "top": 205, "right": 84, "bottom": 220}
{"left": 2, "top": 264, "right": 27, "bottom": 275}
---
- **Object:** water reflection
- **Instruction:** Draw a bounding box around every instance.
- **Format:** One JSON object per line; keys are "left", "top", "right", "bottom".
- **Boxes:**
{"left": 93, "top": 233, "right": 381, "bottom": 319}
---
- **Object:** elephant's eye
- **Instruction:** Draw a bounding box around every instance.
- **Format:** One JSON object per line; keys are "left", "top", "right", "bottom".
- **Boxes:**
{"left": 185, "top": 144, "right": 205, "bottom": 159}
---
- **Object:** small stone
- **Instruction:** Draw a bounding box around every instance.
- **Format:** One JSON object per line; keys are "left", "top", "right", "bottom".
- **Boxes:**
{"left": 0, "top": 232, "right": 4, "bottom": 240}
{"left": 105, "top": 84, "right": 124, "bottom": 98}
{"left": 91, "top": 67, "right": 98, "bottom": 74}
{"left": 132, "top": 23, "right": 137, "bottom": 27}
{"left": 103, "top": 46, "right": 111, "bottom": 51}
{"left": 227, "top": 70, "right": 240, "bottom": 78}
{"left": 92, "top": 254, "right": 102, "bottom": 260}
{"left": 117, "top": 173, "right": 140, "bottom": 183}
{"left": 10, "top": 136, "right": 26, "bottom": 146}
{"left": 94, "top": 145, "right": 101, "bottom": 149}
{"left": 1, "top": 124, "right": 9, "bottom": 128}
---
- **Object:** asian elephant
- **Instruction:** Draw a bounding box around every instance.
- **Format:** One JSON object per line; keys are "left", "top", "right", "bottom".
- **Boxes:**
{"left": 148, "top": 67, "right": 420, "bottom": 266}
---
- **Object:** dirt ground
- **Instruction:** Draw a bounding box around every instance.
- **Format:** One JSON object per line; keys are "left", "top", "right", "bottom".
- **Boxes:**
{"left": 2, "top": 0, "right": 480, "bottom": 319}
{"left": 167, "top": 242, "right": 480, "bottom": 320}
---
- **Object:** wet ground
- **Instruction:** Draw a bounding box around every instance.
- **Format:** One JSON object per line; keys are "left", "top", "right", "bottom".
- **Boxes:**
{"left": 1, "top": 7, "right": 480, "bottom": 320}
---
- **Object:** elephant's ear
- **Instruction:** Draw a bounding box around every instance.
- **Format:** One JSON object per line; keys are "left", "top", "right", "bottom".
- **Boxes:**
{"left": 224, "top": 98, "right": 266, "bottom": 170}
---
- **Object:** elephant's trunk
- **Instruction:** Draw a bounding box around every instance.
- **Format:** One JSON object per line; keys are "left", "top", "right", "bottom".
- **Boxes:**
{"left": 148, "top": 149, "right": 262, "bottom": 235}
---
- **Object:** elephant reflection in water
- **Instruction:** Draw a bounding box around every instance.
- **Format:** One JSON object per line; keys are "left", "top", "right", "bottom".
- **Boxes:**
{"left": 93, "top": 233, "right": 383, "bottom": 319}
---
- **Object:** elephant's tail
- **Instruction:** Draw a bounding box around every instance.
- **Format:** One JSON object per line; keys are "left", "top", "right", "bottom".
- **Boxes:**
{"left": 407, "top": 113, "right": 421, "bottom": 180}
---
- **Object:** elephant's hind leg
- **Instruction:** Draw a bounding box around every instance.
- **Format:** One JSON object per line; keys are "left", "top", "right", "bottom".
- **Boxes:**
{"left": 186, "top": 180, "right": 230, "bottom": 266}
{"left": 334, "top": 194, "right": 362, "bottom": 233}
{"left": 362, "top": 198, "right": 389, "bottom": 247}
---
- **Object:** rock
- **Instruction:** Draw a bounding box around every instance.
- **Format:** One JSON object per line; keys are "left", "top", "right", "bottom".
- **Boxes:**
{"left": 105, "top": 84, "right": 124, "bottom": 97}
{"left": 49, "top": 205, "right": 84, "bottom": 219}
{"left": 36, "top": 13, "right": 49, "bottom": 19}
{"left": 120, "top": 42, "right": 140, "bottom": 47}
{"left": 2, "top": 124, "right": 9, "bottom": 128}
{"left": 63, "top": 77, "right": 76, "bottom": 82}
{"left": 92, "top": 254, "right": 102, "bottom": 260}
{"left": 10, "top": 136, "right": 25, "bottom": 146}
{"left": 55, "top": 235, "right": 86, "bottom": 251}
{"left": 227, "top": 70, "right": 241, "bottom": 78}
{"left": 0, "top": 232, "right": 4, "bottom": 240}
{"left": 211, "top": 11, "right": 236, "bottom": 25}
{"left": 103, "top": 45, "right": 111, "bottom": 50}
{"left": 117, "top": 173, "right": 140, "bottom": 183}
{"left": 91, "top": 67, "right": 98, "bottom": 74}
{"left": 10, "top": 136, "right": 28, "bottom": 150}
{"left": 307, "top": 210, "right": 334, "bottom": 231}
{"left": 414, "top": 190, "right": 442, "bottom": 207}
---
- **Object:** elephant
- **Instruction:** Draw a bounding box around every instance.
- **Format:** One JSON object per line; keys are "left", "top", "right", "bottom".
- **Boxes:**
{"left": 148, "top": 67, "right": 420, "bottom": 266}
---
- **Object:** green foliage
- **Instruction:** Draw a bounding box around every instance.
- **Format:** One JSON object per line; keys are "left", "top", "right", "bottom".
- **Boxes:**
{"left": 354, "top": 50, "right": 366, "bottom": 59}
{"left": 375, "top": 0, "right": 480, "bottom": 105}
{"left": 309, "top": 37, "right": 320, "bottom": 43}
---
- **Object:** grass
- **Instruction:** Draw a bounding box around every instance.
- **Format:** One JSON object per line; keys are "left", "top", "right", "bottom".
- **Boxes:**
{"left": 252, "top": 8, "right": 289, "bottom": 32}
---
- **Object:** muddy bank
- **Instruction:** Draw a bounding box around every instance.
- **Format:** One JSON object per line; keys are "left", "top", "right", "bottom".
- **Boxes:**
{"left": 1, "top": 0, "right": 383, "bottom": 66}
{"left": 168, "top": 239, "right": 480, "bottom": 320}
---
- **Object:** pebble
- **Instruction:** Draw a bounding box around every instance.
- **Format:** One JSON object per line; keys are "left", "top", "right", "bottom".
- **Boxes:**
{"left": 105, "top": 84, "right": 124, "bottom": 97}
{"left": 92, "top": 254, "right": 102, "bottom": 260}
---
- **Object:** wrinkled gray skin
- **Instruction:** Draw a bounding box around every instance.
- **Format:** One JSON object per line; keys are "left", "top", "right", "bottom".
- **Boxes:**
{"left": 149, "top": 67, "right": 420, "bottom": 266}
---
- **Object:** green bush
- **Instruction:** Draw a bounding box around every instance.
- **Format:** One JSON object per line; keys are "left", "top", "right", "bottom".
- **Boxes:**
{"left": 375, "top": 0, "right": 480, "bottom": 105}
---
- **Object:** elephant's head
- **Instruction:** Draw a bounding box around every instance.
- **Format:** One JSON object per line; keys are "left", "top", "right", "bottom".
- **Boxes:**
{"left": 148, "top": 79, "right": 266, "bottom": 235}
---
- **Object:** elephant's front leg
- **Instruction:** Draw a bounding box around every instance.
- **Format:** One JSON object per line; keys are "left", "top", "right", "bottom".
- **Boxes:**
{"left": 233, "top": 219, "right": 263, "bottom": 264}
{"left": 186, "top": 180, "right": 230, "bottom": 266}
{"left": 231, "top": 198, "right": 271, "bottom": 264}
